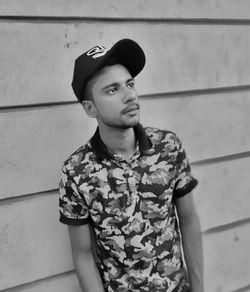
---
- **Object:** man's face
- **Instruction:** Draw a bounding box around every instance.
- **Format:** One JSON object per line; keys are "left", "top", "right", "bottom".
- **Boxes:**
{"left": 84, "top": 64, "right": 140, "bottom": 129}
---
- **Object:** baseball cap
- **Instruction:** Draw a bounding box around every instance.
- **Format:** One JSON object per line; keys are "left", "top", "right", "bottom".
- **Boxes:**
{"left": 71, "top": 39, "right": 146, "bottom": 102}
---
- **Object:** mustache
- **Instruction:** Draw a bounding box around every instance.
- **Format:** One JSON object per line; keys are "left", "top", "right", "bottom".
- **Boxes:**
{"left": 121, "top": 103, "right": 140, "bottom": 114}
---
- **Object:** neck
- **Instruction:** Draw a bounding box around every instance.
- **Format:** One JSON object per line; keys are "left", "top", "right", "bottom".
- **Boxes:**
{"left": 98, "top": 124, "right": 137, "bottom": 161}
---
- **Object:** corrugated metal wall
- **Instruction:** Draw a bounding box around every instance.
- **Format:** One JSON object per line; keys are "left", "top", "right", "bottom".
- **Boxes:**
{"left": 1, "top": 1, "right": 250, "bottom": 291}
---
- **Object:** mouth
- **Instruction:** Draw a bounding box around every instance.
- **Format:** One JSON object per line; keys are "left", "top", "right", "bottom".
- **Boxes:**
{"left": 122, "top": 104, "right": 140, "bottom": 114}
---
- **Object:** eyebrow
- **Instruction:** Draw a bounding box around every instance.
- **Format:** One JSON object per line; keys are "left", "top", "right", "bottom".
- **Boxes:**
{"left": 102, "top": 78, "right": 135, "bottom": 91}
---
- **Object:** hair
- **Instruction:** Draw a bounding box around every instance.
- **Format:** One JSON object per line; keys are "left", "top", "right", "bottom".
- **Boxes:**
{"left": 81, "top": 57, "right": 121, "bottom": 102}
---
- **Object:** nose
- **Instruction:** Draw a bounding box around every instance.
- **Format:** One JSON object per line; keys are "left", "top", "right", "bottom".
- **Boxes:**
{"left": 123, "top": 87, "right": 137, "bottom": 103}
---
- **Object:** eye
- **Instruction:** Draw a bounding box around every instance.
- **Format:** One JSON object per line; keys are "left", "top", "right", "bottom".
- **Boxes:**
{"left": 105, "top": 87, "right": 118, "bottom": 95}
{"left": 127, "top": 80, "right": 135, "bottom": 88}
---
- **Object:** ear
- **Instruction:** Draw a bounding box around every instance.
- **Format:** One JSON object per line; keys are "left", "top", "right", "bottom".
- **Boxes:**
{"left": 82, "top": 100, "right": 98, "bottom": 118}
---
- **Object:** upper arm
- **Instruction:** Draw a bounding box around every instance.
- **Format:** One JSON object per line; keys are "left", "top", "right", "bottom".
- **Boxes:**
{"left": 68, "top": 224, "right": 92, "bottom": 254}
{"left": 175, "top": 192, "right": 199, "bottom": 225}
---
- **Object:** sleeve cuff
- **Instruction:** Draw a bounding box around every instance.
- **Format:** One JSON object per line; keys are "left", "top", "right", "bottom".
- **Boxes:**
{"left": 174, "top": 178, "right": 198, "bottom": 199}
{"left": 59, "top": 214, "right": 90, "bottom": 226}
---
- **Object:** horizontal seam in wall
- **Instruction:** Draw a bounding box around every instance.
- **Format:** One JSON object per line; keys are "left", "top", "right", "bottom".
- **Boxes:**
{"left": 230, "top": 284, "right": 250, "bottom": 292}
{"left": 0, "top": 151, "right": 249, "bottom": 204}
{"left": 203, "top": 217, "right": 250, "bottom": 235}
{"left": 1, "top": 84, "right": 250, "bottom": 113}
{"left": 191, "top": 151, "right": 250, "bottom": 166}
{"left": 1, "top": 15, "right": 250, "bottom": 25}
{"left": 0, "top": 270, "right": 75, "bottom": 292}
{"left": 0, "top": 189, "right": 58, "bottom": 205}
{"left": 0, "top": 101, "right": 77, "bottom": 113}
{"left": 142, "top": 84, "right": 250, "bottom": 99}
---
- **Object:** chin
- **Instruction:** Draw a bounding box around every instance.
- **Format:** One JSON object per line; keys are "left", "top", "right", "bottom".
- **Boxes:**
{"left": 102, "top": 116, "right": 140, "bottom": 129}
{"left": 122, "top": 119, "right": 140, "bottom": 129}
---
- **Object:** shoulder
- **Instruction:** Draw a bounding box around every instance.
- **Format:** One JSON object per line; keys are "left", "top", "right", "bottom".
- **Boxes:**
{"left": 61, "top": 140, "right": 94, "bottom": 174}
{"left": 145, "top": 126, "right": 182, "bottom": 147}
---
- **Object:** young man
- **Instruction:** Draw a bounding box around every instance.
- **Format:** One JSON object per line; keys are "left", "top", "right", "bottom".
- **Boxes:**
{"left": 59, "top": 39, "right": 203, "bottom": 292}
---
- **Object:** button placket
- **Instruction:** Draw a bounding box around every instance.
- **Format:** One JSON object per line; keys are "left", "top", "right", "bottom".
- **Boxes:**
{"left": 122, "top": 164, "right": 136, "bottom": 196}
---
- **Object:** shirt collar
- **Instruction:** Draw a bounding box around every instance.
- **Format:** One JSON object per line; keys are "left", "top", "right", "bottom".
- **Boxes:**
{"left": 90, "top": 123, "right": 153, "bottom": 160}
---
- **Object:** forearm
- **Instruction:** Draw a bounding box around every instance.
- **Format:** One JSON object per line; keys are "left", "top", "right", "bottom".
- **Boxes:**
{"left": 73, "top": 249, "right": 105, "bottom": 292}
{"left": 180, "top": 213, "right": 204, "bottom": 292}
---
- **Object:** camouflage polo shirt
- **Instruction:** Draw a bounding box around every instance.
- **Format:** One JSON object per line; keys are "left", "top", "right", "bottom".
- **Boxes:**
{"left": 59, "top": 124, "right": 197, "bottom": 292}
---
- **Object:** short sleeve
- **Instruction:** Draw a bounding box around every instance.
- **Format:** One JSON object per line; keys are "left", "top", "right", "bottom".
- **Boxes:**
{"left": 59, "top": 164, "right": 90, "bottom": 225}
{"left": 173, "top": 136, "right": 198, "bottom": 199}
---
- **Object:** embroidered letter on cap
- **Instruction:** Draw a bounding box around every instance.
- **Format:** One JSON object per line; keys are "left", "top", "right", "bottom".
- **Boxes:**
{"left": 87, "top": 46, "right": 107, "bottom": 59}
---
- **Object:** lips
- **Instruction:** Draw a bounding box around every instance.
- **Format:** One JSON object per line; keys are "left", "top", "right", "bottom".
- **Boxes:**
{"left": 122, "top": 104, "right": 140, "bottom": 114}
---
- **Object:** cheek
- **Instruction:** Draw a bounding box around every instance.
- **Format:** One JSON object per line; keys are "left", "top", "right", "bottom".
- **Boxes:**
{"left": 96, "top": 99, "right": 120, "bottom": 115}
{"left": 95, "top": 103, "right": 115, "bottom": 120}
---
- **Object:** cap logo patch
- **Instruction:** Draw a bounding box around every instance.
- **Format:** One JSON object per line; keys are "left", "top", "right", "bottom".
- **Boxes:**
{"left": 87, "top": 46, "right": 107, "bottom": 59}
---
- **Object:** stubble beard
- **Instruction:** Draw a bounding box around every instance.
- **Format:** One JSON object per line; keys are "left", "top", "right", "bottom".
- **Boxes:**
{"left": 100, "top": 111, "right": 140, "bottom": 130}
{"left": 103, "top": 118, "right": 139, "bottom": 130}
